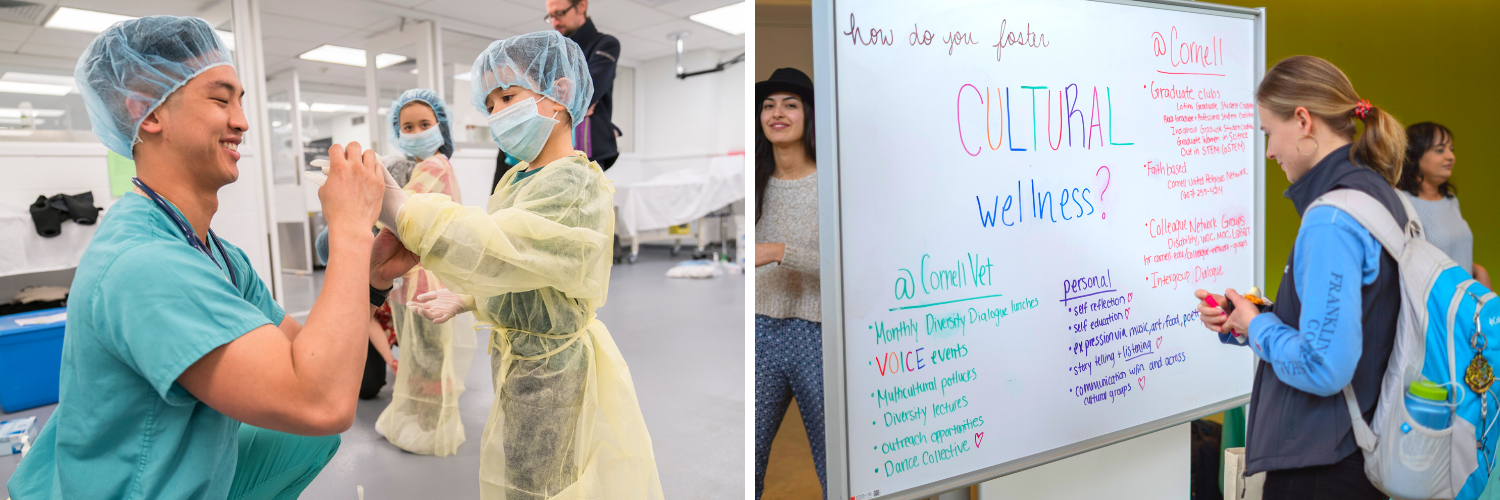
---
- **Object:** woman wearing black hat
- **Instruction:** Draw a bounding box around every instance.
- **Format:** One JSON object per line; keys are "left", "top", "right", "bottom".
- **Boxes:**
{"left": 753, "top": 67, "right": 826, "bottom": 499}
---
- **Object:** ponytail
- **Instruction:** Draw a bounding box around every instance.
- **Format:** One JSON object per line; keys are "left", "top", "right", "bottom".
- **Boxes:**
{"left": 1256, "top": 55, "right": 1405, "bottom": 186}
{"left": 1352, "top": 105, "right": 1405, "bottom": 186}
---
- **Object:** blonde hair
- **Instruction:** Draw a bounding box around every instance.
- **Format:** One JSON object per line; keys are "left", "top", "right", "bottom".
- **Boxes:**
{"left": 1255, "top": 55, "right": 1405, "bottom": 186}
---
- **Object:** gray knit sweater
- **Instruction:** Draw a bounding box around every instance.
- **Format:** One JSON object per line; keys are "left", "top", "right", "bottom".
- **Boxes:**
{"left": 755, "top": 174, "right": 821, "bottom": 322}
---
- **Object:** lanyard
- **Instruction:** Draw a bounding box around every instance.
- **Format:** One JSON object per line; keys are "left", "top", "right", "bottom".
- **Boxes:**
{"left": 131, "top": 177, "right": 237, "bottom": 286}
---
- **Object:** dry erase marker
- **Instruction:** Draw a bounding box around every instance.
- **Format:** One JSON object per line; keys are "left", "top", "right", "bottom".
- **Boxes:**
{"left": 1206, "top": 295, "right": 1237, "bottom": 336}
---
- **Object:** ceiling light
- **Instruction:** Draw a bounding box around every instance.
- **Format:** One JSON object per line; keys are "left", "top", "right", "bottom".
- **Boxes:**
{"left": 689, "top": 2, "right": 746, "bottom": 35}
{"left": 0, "top": 108, "right": 66, "bottom": 118}
{"left": 44, "top": 7, "right": 134, "bottom": 33}
{"left": 41, "top": 8, "right": 237, "bottom": 54}
{"left": 266, "top": 102, "right": 310, "bottom": 111}
{"left": 0, "top": 82, "right": 72, "bottom": 96}
{"left": 0, "top": 130, "right": 36, "bottom": 137}
{"left": 0, "top": 118, "right": 46, "bottom": 125}
{"left": 309, "top": 103, "right": 368, "bottom": 113}
{"left": 453, "top": 72, "right": 472, "bottom": 81}
{"left": 375, "top": 54, "right": 407, "bottom": 68}
{"left": 409, "top": 68, "right": 418, "bottom": 75}
{"left": 298, "top": 45, "right": 408, "bottom": 69}
{"left": 1, "top": 73, "right": 76, "bottom": 93}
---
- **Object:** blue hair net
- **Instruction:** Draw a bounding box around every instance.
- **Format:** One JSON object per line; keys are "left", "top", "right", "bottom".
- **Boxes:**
{"left": 74, "top": 16, "right": 234, "bottom": 160}
{"left": 390, "top": 88, "right": 454, "bottom": 158}
{"left": 470, "top": 30, "right": 593, "bottom": 128}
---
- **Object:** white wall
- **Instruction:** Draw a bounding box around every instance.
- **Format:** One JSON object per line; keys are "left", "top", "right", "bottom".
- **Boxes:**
{"left": 450, "top": 65, "right": 489, "bottom": 145}
{"left": 0, "top": 141, "right": 276, "bottom": 290}
{"left": 450, "top": 146, "right": 501, "bottom": 208}
{"left": 274, "top": 183, "right": 307, "bottom": 222}
{"left": 641, "top": 48, "right": 745, "bottom": 162}
{"left": 215, "top": 147, "right": 275, "bottom": 287}
{"left": 331, "top": 113, "right": 371, "bottom": 152}
{"left": 614, "top": 65, "right": 637, "bottom": 155}
{"left": 716, "top": 57, "right": 745, "bottom": 154}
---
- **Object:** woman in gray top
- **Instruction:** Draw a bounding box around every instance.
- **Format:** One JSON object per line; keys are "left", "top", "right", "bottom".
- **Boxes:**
{"left": 753, "top": 67, "right": 826, "bottom": 500}
{"left": 1397, "top": 122, "right": 1489, "bottom": 287}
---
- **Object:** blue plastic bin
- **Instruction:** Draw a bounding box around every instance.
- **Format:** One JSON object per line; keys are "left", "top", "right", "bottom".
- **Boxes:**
{"left": 0, "top": 307, "right": 66, "bottom": 413}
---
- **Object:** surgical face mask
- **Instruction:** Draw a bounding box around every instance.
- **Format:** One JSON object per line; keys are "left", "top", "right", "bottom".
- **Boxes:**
{"left": 398, "top": 125, "right": 443, "bottom": 159}
{"left": 487, "top": 96, "right": 559, "bottom": 163}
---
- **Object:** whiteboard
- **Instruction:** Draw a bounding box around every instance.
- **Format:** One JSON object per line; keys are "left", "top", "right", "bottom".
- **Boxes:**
{"left": 810, "top": 1, "right": 1266, "bottom": 499}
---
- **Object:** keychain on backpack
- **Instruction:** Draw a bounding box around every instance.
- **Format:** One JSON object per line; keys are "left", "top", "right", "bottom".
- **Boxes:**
{"left": 1465, "top": 331, "right": 1492, "bottom": 397}
{"left": 1466, "top": 309, "right": 1496, "bottom": 469}
{"left": 1468, "top": 306, "right": 1500, "bottom": 471}
{"left": 1482, "top": 391, "right": 1500, "bottom": 472}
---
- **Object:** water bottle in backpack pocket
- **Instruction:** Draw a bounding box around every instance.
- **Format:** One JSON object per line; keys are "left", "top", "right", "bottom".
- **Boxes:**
{"left": 1405, "top": 380, "right": 1451, "bottom": 430}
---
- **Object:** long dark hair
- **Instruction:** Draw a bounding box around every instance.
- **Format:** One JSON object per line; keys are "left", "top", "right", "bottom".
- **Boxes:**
{"left": 754, "top": 93, "right": 815, "bottom": 222}
{"left": 1398, "top": 122, "right": 1457, "bottom": 198}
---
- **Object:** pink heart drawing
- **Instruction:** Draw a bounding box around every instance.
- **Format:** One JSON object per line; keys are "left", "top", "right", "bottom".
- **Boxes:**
{"left": 1156, "top": 336, "right": 1163, "bottom": 349}
{"left": 974, "top": 432, "right": 984, "bottom": 448}
{"left": 1138, "top": 376, "right": 1145, "bottom": 390}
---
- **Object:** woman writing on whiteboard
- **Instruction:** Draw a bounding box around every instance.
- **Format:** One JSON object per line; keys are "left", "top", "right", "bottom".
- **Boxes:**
{"left": 1194, "top": 55, "right": 1407, "bottom": 499}
{"left": 753, "top": 67, "right": 826, "bottom": 500}
{"left": 1397, "top": 122, "right": 1490, "bottom": 288}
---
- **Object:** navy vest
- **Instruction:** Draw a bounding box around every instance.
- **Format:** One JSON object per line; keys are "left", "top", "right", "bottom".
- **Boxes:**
{"left": 1245, "top": 144, "right": 1408, "bottom": 474}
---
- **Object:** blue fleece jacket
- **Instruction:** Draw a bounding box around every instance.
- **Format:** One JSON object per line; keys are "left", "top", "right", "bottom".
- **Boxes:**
{"left": 1220, "top": 205, "right": 1382, "bottom": 396}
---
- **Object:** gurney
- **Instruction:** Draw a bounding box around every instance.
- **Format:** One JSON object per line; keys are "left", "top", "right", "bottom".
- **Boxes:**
{"left": 606, "top": 155, "right": 744, "bottom": 263}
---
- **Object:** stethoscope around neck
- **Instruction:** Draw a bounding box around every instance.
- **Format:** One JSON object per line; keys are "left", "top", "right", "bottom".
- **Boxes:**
{"left": 132, "top": 177, "right": 237, "bottom": 286}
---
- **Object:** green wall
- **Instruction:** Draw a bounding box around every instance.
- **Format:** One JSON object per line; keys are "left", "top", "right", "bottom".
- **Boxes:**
{"left": 1216, "top": 0, "right": 1500, "bottom": 298}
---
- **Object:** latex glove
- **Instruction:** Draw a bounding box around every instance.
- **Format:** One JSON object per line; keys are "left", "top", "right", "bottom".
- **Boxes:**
{"left": 407, "top": 289, "right": 474, "bottom": 324}
{"left": 303, "top": 159, "right": 331, "bottom": 186}
{"left": 377, "top": 162, "right": 408, "bottom": 236}
{"left": 309, "top": 158, "right": 408, "bottom": 238}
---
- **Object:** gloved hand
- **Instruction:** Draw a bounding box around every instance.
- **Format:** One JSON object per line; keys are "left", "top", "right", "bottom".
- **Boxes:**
{"left": 308, "top": 157, "right": 409, "bottom": 238}
{"left": 377, "top": 163, "right": 408, "bottom": 236}
{"left": 407, "top": 289, "right": 474, "bottom": 324}
{"left": 303, "top": 158, "right": 331, "bottom": 186}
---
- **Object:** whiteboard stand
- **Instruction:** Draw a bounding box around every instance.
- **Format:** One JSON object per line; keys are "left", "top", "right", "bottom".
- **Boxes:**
{"left": 814, "top": 0, "right": 1266, "bottom": 499}
{"left": 977, "top": 423, "right": 1190, "bottom": 500}
{"left": 933, "top": 489, "right": 968, "bottom": 500}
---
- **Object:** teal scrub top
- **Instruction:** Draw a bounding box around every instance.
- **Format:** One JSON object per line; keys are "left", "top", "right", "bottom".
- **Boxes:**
{"left": 512, "top": 165, "right": 544, "bottom": 184}
{"left": 7, "top": 193, "right": 285, "bottom": 500}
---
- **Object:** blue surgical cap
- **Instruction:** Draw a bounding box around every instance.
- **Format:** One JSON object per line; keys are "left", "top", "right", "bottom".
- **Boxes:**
{"left": 470, "top": 31, "right": 593, "bottom": 128}
{"left": 74, "top": 16, "right": 234, "bottom": 160}
{"left": 390, "top": 88, "right": 454, "bottom": 158}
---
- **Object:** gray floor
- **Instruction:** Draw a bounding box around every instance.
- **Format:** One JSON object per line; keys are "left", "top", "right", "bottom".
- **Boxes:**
{"left": 2, "top": 245, "right": 745, "bottom": 499}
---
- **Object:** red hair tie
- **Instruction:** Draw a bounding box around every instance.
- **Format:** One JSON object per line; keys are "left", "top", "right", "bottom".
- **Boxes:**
{"left": 1354, "top": 99, "right": 1373, "bottom": 119}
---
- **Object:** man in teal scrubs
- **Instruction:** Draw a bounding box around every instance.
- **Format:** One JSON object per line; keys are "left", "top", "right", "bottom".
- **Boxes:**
{"left": 7, "top": 16, "right": 416, "bottom": 500}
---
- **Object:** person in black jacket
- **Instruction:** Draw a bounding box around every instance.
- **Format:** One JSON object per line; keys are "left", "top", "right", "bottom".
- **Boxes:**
{"left": 496, "top": 0, "right": 622, "bottom": 188}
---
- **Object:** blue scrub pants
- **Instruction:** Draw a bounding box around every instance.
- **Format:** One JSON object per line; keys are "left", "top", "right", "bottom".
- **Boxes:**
{"left": 228, "top": 424, "right": 341, "bottom": 500}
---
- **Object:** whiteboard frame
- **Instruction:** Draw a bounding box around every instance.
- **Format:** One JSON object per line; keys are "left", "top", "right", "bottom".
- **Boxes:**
{"left": 813, "top": 1, "right": 1267, "bottom": 499}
